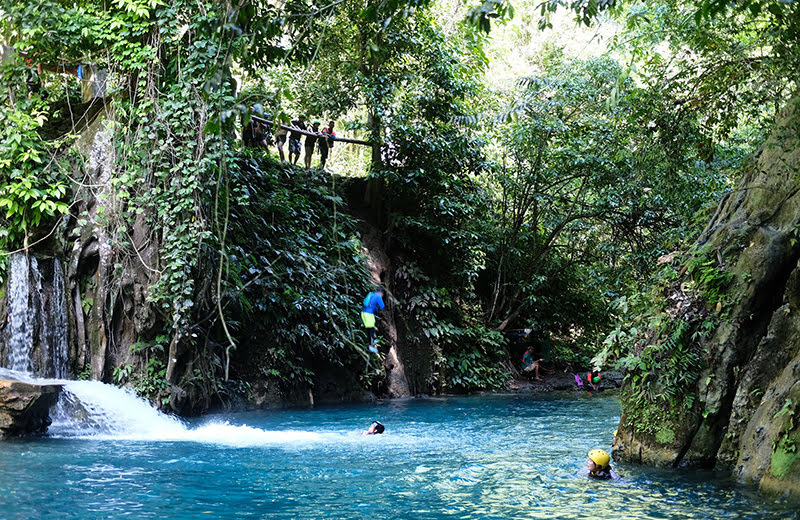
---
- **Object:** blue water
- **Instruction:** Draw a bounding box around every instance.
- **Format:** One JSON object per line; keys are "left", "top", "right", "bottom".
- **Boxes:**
{"left": 0, "top": 392, "right": 796, "bottom": 519}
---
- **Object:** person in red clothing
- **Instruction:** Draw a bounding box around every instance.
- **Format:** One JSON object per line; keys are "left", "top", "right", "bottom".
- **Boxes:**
{"left": 587, "top": 369, "right": 603, "bottom": 391}
{"left": 319, "top": 120, "right": 336, "bottom": 169}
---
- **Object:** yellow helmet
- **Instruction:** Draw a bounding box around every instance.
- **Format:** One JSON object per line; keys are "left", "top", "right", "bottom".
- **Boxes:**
{"left": 589, "top": 449, "right": 610, "bottom": 469}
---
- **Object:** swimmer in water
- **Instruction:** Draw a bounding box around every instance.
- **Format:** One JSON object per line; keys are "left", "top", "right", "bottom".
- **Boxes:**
{"left": 363, "top": 421, "right": 385, "bottom": 435}
{"left": 580, "top": 449, "right": 620, "bottom": 480}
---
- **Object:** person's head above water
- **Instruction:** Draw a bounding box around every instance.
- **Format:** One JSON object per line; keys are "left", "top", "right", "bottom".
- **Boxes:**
{"left": 366, "top": 421, "right": 385, "bottom": 434}
{"left": 588, "top": 449, "right": 610, "bottom": 471}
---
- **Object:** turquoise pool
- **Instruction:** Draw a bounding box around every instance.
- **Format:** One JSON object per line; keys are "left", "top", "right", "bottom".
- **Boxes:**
{"left": 0, "top": 391, "right": 795, "bottom": 519}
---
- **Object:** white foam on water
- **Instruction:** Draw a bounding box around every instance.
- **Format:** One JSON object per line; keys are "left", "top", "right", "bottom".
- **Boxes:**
{"left": 47, "top": 379, "right": 342, "bottom": 447}
{"left": 49, "top": 380, "right": 188, "bottom": 439}
{"left": 180, "top": 422, "right": 327, "bottom": 446}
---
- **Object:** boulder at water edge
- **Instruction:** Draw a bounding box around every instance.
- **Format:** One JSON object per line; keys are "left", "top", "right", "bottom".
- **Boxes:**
{"left": 0, "top": 380, "right": 61, "bottom": 439}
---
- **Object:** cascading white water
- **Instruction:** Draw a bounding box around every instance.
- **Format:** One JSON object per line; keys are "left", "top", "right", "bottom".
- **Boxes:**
{"left": 47, "top": 379, "right": 326, "bottom": 445}
{"left": 7, "top": 253, "right": 34, "bottom": 372}
{"left": 50, "top": 260, "right": 69, "bottom": 379}
{"left": 4, "top": 253, "right": 67, "bottom": 377}
{"left": 5, "top": 253, "right": 324, "bottom": 445}
{"left": 31, "top": 255, "right": 47, "bottom": 373}
{"left": 48, "top": 380, "right": 188, "bottom": 439}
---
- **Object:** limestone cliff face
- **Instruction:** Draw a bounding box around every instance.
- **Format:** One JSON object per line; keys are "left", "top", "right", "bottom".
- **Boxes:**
{"left": 0, "top": 114, "right": 164, "bottom": 404}
{"left": 613, "top": 95, "right": 800, "bottom": 499}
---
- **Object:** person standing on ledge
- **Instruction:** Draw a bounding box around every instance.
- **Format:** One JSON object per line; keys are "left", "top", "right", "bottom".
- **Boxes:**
{"left": 275, "top": 124, "right": 289, "bottom": 162}
{"left": 361, "top": 287, "right": 386, "bottom": 353}
{"left": 288, "top": 114, "right": 307, "bottom": 165}
{"left": 319, "top": 120, "right": 336, "bottom": 169}
{"left": 304, "top": 120, "right": 321, "bottom": 168}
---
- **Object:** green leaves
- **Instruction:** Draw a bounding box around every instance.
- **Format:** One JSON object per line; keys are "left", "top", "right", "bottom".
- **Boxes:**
{"left": 466, "top": 0, "right": 515, "bottom": 33}
{"left": 221, "top": 159, "right": 371, "bottom": 391}
{"left": 0, "top": 99, "right": 71, "bottom": 251}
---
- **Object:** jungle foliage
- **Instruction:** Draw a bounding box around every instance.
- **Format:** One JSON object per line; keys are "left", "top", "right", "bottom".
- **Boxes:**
{"left": 1, "top": 0, "right": 797, "bottom": 404}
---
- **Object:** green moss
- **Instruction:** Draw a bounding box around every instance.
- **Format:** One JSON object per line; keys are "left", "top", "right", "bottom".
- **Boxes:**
{"left": 621, "top": 391, "right": 696, "bottom": 440}
{"left": 656, "top": 428, "right": 676, "bottom": 445}
{"left": 770, "top": 434, "right": 800, "bottom": 480}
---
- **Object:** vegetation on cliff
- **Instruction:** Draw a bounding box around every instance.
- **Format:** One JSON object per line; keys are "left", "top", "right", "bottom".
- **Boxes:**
{"left": 0, "top": 0, "right": 798, "bottom": 449}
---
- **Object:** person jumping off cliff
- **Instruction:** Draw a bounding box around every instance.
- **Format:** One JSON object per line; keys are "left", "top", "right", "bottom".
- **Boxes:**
{"left": 361, "top": 287, "right": 386, "bottom": 353}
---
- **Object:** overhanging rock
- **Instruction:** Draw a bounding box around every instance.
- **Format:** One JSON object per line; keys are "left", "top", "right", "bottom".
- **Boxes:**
{"left": 0, "top": 380, "right": 61, "bottom": 439}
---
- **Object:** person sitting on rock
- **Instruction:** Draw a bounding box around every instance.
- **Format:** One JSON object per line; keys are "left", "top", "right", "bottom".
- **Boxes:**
{"left": 522, "top": 348, "right": 543, "bottom": 380}
{"left": 363, "top": 420, "right": 385, "bottom": 435}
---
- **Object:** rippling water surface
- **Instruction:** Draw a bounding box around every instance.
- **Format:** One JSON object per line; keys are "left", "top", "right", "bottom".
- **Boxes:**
{"left": 0, "top": 392, "right": 796, "bottom": 519}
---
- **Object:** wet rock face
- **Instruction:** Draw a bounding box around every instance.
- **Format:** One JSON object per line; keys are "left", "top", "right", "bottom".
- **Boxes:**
{"left": 0, "top": 256, "right": 69, "bottom": 379}
{"left": 0, "top": 380, "right": 61, "bottom": 438}
{"left": 614, "top": 95, "right": 800, "bottom": 499}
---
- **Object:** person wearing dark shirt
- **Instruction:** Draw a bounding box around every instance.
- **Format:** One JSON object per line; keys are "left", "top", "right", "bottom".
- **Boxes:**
{"left": 289, "top": 114, "right": 307, "bottom": 165}
{"left": 243, "top": 118, "right": 268, "bottom": 150}
{"left": 361, "top": 287, "right": 386, "bottom": 353}
{"left": 304, "top": 120, "right": 321, "bottom": 168}
{"left": 579, "top": 449, "right": 620, "bottom": 480}
{"left": 362, "top": 421, "right": 385, "bottom": 435}
{"left": 319, "top": 120, "right": 336, "bottom": 169}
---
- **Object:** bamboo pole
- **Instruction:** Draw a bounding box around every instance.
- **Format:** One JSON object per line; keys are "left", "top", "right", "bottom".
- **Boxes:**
{"left": 250, "top": 115, "right": 373, "bottom": 146}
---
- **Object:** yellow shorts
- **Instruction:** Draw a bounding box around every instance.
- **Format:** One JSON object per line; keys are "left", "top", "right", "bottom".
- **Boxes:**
{"left": 361, "top": 312, "right": 375, "bottom": 328}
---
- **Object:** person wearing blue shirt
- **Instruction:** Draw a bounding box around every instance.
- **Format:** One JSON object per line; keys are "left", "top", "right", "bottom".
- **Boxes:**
{"left": 361, "top": 288, "right": 386, "bottom": 353}
{"left": 522, "top": 348, "right": 543, "bottom": 380}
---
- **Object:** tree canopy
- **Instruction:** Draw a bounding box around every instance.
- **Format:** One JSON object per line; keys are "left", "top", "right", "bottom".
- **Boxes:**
{"left": 1, "top": 0, "right": 796, "bottom": 400}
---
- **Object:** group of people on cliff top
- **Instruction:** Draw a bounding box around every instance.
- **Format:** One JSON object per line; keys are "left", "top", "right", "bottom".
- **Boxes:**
{"left": 243, "top": 113, "right": 337, "bottom": 170}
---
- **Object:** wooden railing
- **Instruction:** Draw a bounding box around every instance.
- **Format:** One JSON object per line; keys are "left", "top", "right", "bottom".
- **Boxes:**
{"left": 250, "top": 115, "right": 373, "bottom": 146}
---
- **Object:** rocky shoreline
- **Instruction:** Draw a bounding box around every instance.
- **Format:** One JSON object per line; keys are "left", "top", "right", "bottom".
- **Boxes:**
{"left": 0, "top": 379, "right": 62, "bottom": 439}
{"left": 506, "top": 370, "right": 624, "bottom": 393}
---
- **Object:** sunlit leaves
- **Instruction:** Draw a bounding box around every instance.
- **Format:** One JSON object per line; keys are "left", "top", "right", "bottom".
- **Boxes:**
{"left": 0, "top": 100, "right": 70, "bottom": 251}
{"left": 466, "top": 0, "right": 515, "bottom": 33}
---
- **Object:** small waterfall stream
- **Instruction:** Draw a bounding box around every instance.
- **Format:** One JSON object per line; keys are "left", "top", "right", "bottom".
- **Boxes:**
{"left": 7, "top": 253, "right": 35, "bottom": 373}
{"left": 3, "top": 252, "right": 318, "bottom": 443}
{"left": 3, "top": 253, "right": 68, "bottom": 377}
{"left": 49, "top": 260, "right": 69, "bottom": 379}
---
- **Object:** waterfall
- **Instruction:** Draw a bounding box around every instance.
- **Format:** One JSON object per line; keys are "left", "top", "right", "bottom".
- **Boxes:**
{"left": 4, "top": 253, "right": 322, "bottom": 445}
{"left": 7, "top": 253, "right": 34, "bottom": 373}
{"left": 3, "top": 253, "right": 69, "bottom": 378}
{"left": 32, "top": 255, "right": 46, "bottom": 373}
{"left": 47, "top": 380, "right": 325, "bottom": 445}
{"left": 50, "top": 260, "right": 69, "bottom": 379}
